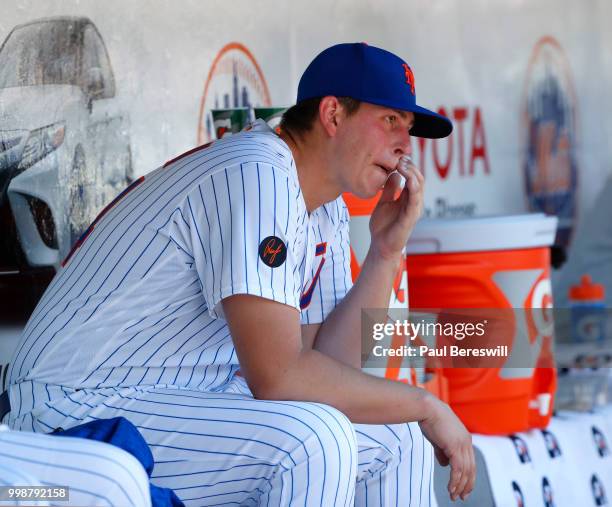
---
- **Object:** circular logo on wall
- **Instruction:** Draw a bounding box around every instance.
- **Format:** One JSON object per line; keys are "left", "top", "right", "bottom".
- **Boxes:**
{"left": 521, "top": 36, "right": 578, "bottom": 249}
{"left": 197, "top": 42, "right": 272, "bottom": 144}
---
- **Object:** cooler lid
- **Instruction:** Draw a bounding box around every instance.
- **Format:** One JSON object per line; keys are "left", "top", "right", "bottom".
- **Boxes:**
{"left": 406, "top": 214, "right": 558, "bottom": 254}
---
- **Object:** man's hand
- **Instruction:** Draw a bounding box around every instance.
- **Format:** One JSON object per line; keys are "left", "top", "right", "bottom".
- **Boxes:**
{"left": 369, "top": 156, "right": 424, "bottom": 260}
{"left": 419, "top": 396, "right": 476, "bottom": 502}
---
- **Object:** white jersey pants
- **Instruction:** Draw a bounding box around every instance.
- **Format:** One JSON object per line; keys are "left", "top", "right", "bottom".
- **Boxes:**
{"left": 14, "top": 376, "right": 434, "bottom": 507}
{"left": 0, "top": 425, "right": 151, "bottom": 506}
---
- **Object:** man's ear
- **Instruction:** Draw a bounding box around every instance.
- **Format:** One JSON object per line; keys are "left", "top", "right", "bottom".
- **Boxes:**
{"left": 318, "top": 96, "right": 342, "bottom": 137}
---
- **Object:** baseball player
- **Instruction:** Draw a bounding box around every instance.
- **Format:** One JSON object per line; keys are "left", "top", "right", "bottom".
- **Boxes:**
{"left": 6, "top": 43, "right": 475, "bottom": 505}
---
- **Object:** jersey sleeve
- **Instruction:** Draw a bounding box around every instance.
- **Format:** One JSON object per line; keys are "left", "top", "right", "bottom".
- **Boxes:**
{"left": 184, "top": 162, "right": 303, "bottom": 319}
{"left": 300, "top": 197, "right": 353, "bottom": 325}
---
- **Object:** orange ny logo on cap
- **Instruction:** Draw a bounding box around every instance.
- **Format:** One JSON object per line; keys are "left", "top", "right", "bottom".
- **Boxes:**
{"left": 402, "top": 63, "right": 415, "bottom": 95}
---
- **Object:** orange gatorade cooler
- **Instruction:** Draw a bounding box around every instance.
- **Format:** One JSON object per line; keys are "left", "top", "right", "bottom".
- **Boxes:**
{"left": 405, "top": 214, "right": 558, "bottom": 434}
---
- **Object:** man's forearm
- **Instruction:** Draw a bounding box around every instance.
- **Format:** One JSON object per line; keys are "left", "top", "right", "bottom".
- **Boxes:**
{"left": 313, "top": 247, "right": 402, "bottom": 368}
{"left": 260, "top": 346, "right": 434, "bottom": 424}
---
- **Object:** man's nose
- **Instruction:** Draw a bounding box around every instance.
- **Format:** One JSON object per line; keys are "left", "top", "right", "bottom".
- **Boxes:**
{"left": 394, "top": 128, "right": 412, "bottom": 157}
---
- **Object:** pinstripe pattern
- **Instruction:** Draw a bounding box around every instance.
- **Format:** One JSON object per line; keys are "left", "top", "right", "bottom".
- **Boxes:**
{"left": 6, "top": 120, "right": 433, "bottom": 505}
{"left": 0, "top": 449, "right": 51, "bottom": 507}
{"left": 13, "top": 377, "right": 432, "bottom": 506}
{"left": 0, "top": 425, "right": 151, "bottom": 506}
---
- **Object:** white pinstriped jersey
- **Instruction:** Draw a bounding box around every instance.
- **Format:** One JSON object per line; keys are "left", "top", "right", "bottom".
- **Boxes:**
{"left": 8, "top": 120, "right": 353, "bottom": 421}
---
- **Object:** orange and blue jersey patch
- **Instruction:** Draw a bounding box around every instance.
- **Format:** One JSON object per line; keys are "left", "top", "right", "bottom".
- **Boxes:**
{"left": 299, "top": 242, "right": 327, "bottom": 310}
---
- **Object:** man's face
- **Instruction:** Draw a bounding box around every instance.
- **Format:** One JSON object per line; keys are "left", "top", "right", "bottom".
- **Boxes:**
{"left": 332, "top": 102, "right": 414, "bottom": 198}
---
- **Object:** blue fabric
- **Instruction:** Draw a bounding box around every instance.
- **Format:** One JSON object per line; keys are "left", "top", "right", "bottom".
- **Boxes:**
{"left": 54, "top": 417, "right": 184, "bottom": 507}
{"left": 297, "top": 42, "right": 453, "bottom": 139}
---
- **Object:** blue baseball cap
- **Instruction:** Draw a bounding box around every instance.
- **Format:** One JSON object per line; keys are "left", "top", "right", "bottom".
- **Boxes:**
{"left": 297, "top": 42, "right": 452, "bottom": 139}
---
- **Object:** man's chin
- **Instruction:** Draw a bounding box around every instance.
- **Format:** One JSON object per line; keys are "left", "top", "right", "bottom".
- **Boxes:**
{"left": 351, "top": 187, "right": 380, "bottom": 200}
